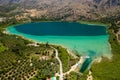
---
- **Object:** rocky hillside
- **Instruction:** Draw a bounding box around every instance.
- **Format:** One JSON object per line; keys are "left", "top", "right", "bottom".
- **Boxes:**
{"left": 0, "top": 0, "right": 120, "bottom": 21}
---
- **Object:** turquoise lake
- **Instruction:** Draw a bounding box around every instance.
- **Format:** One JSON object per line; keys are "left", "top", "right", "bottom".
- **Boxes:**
{"left": 7, "top": 22, "right": 112, "bottom": 58}
{"left": 7, "top": 22, "right": 112, "bottom": 72}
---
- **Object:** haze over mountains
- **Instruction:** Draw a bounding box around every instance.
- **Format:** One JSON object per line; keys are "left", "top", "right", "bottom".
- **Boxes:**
{"left": 0, "top": 0, "right": 120, "bottom": 21}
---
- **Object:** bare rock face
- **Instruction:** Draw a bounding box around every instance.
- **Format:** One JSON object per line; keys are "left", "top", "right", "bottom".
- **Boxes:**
{"left": 0, "top": 0, "right": 120, "bottom": 21}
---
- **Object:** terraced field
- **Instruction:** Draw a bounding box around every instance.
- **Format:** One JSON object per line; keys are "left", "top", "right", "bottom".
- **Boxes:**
{"left": 0, "top": 55, "right": 37, "bottom": 80}
{"left": 0, "top": 48, "right": 59, "bottom": 80}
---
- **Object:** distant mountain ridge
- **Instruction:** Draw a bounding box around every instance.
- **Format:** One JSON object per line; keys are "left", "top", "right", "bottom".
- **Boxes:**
{"left": 0, "top": 0, "right": 120, "bottom": 21}
{"left": 0, "top": 0, "right": 119, "bottom": 8}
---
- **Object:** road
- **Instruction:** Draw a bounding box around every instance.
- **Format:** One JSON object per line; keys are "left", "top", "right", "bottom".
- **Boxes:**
{"left": 52, "top": 47, "right": 63, "bottom": 80}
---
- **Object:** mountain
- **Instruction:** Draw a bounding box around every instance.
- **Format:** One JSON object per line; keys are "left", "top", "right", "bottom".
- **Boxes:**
{"left": 0, "top": 0, "right": 120, "bottom": 21}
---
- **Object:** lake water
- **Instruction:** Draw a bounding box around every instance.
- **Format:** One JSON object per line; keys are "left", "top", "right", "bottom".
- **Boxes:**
{"left": 7, "top": 22, "right": 112, "bottom": 72}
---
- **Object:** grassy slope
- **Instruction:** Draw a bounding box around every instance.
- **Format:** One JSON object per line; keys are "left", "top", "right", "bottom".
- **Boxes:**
{"left": 91, "top": 30, "right": 120, "bottom": 80}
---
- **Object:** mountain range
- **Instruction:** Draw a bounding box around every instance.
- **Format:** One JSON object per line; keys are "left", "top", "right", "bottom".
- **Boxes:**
{"left": 0, "top": 0, "right": 120, "bottom": 21}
